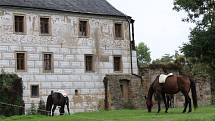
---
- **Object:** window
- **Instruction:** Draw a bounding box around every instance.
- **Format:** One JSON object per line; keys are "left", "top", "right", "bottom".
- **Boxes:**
{"left": 113, "top": 56, "right": 122, "bottom": 72}
{"left": 16, "top": 52, "right": 26, "bottom": 71}
{"left": 114, "top": 23, "right": 123, "bottom": 39}
{"left": 85, "top": 55, "right": 94, "bottom": 72}
{"left": 14, "top": 15, "right": 25, "bottom": 33}
{"left": 43, "top": 53, "right": 53, "bottom": 72}
{"left": 75, "top": 89, "right": 79, "bottom": 96}
{"left": 40, "top": 17, "right": 50, "bottom": 34}
{"left": 31, "top": 85, "right": 39, "bottom": 98}
{"left": 79, "top": 20, "right": 88, "bottom": 37}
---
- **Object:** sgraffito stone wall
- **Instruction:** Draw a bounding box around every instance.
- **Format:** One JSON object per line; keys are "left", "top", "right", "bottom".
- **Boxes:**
{"left": 0, "top": 7, "right": 138, "bottom": 113}
{"left": 103, "top": 74, "right": 145, "bottom": 109}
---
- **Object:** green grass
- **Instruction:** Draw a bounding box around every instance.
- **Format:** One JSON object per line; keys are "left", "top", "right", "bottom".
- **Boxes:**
{"left": 1, "top": 105, "right": 215, "bottom": 121}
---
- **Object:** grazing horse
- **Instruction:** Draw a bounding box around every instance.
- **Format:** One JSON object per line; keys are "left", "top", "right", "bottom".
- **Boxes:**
{"left": 146, "top": 74, "right": 198, "bottom": 113}
{"left": 46, "top": 91, "right": 70, "bottom": 116}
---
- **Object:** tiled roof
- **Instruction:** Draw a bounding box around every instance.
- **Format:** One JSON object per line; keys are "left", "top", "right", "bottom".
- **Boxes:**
{"left": 0, "top": 0, "right": 127, "bottom": 17}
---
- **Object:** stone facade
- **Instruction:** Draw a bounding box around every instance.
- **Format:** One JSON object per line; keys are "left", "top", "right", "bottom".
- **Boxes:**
{"left": 103, "top": 74, "right": 144, "bottom": 109}
{"left": 0, "top": 7, "right": 138, "bottom": 113}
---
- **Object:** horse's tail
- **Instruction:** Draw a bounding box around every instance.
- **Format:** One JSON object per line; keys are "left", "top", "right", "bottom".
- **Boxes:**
{"left": 190, "top": 79, "right": 198, "bottom": 109}
{"left": 65, "top": 97, "right": 70, "bottom": 115}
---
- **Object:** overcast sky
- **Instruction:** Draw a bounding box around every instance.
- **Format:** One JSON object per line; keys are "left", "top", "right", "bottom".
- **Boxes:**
{"left": 107, "top": 0, "right": 194, "bottom": 60}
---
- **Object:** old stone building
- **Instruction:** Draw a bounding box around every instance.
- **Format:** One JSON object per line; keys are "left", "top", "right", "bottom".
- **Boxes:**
{"left": 0, "top": 0, "right": 138, "bottom": 113}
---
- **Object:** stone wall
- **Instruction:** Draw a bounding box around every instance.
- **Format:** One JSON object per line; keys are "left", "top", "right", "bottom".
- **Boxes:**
{"left": 0, "top": 7, "right": 138, "bottom": 113}
{"left": 104, "top": 74, "right": 144, "bottom": 109}
{"left": 140, "top": 66, "right": 211, "bottom": 107}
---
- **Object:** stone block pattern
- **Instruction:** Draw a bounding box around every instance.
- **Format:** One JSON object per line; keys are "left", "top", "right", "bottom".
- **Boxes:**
{"left": 0, "top": 8, "right": 138, "bottom": 114}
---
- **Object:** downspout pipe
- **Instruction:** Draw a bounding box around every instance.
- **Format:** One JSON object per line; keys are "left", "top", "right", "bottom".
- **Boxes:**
{"left": 126, "top": 16, "right": 135, "bottom": 75}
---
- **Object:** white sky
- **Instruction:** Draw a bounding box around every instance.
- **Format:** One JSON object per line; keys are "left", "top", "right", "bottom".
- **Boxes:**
{"left": 107, "top": 0, "right": 194, "bottom": 60}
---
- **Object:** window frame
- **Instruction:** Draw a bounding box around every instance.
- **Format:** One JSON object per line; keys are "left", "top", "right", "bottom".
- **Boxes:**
{"left": 14, "top": 14, "right": 26, "bottom": 34}
{"left": 39, "top": 16, "right": 51, "bottom": 35}
{"left": 15, "top": 51, "right": 27, "bottom": 72}
{"left": 113, "top": 55, "right": 123, "bottom": 72}
{"left": 85, "top": 54, "right": 94, "bottom": 72}
{"left": 43, "top": 52, "right": 54, "bottom": 73}
{"left": 30, "top": 85, "right": 39, "bottom": 98}
{"left": 78, "top": 19, "right": 89, "bottom": 38}
{"left": 114, "top": 22, "right": 124, "bottom": 40}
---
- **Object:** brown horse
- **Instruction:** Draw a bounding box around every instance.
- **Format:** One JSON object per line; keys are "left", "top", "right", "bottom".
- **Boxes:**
{"left": 146, "top": 74, "right": 197, "bottom": 113}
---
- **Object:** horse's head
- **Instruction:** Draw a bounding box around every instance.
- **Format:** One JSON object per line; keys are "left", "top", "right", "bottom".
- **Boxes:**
{"left": 146, "top": 97, "right": 153, "bottom": 112}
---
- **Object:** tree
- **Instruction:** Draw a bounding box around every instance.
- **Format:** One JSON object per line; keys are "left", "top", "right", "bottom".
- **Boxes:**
{"left": 173, "top": 0, "right": 215, "bottom": 27}
{"left": 136, "top": 42, "right": 151, "bottom": 65}
{"left": 152, "top": 54, "right": 174, "bottom": 65}
{"left": 174, "top": 0, "right": 215, "bottom": 102}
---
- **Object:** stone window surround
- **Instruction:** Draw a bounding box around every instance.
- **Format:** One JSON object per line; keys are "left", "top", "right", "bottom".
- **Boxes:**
{"left": 39, "top": 16, "right": 52, "bottom": 36}
{"left": 13, "top": 14, "right": 26, "bottom": 34}
{"left": 114, "top": 22, "right": 124, "bottom": 40}
{"left": 113, "top": 55, "right": 123, "bottom": 72}
{"left": 78, "top": 19, "right": 90, "bottom": 38}
{"left": 30, "top": 85, "right": 39, "bottom": 98}
{"left": 15, "top": 51, "right": 27, "bottom": 72}
{"left": 84, "top": 54, "right": 95, "bottom": 73}
{"left": 42, "top": 52, "right": 54, "bottom": 73}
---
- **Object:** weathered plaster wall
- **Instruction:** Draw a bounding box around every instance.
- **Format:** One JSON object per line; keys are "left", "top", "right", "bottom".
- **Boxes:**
{"left": 0, "top": 8, "right": 138, "bottom": 113}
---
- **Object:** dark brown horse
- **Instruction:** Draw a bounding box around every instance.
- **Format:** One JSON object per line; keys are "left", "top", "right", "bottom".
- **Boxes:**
{"left": 146, "top": 74, "right": 198, "bottom": 113}
{"left": 46, "top": 91, "right": 70, "bottom": 116}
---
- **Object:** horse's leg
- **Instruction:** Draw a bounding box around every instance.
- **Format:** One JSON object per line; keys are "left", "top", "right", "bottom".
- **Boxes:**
{"left": 52, "top": 105, "right": 57, "bottom": 116}
{"left": 162, "top": 93, "right": 168, "bottom": 113}
{"left": 156, "top": 94, "right": 161, "bottom": 113}
{"left": 181, "top": 91, "right": 189, "bottom": 113}
{"left": 60, "top": 105, "right": 65, "bottom": 115}
{"left": 188, "top": 95, "right": 192, "bottom": 113}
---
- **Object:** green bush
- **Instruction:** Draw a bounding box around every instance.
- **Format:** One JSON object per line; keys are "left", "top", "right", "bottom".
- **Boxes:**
{"left": 0, "top": 71, "right": 24, "bottom": 116}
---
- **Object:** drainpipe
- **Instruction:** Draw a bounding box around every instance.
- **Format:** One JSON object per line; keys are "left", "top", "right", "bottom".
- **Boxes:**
{"left": 126, "top": 17, "right": 135, "bottom": 75}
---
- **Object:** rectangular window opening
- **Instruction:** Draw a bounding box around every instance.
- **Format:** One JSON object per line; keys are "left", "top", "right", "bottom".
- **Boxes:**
{"left": 16, "top": 52, "right": 26, "bottom": 71}
{"left": 31, "top": 85, "right": 39, "bottom": 98}
{"left": 43, "top": 53, "right": 53, "bottom": 72}
{"left": 40, "top": 17, "right": 50, "bottom": 34}
{"left": 79, "top": 20, "right": 88, "bottom": 37}
{"left": 115, "top": 23, "right": 122, "bottom": 38}
{"left": 14, "top": 15, "right": 24, "bottom": 33}
{"left": 85, "top": 55, "right": 94, "bottom": 72}
{"left": 114, "top": 56, "right": 122, "bottom": 72}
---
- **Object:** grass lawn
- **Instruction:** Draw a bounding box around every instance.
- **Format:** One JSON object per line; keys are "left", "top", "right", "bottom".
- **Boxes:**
{"left": 1, "top": 105, "right": 215, "bottom": 121}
